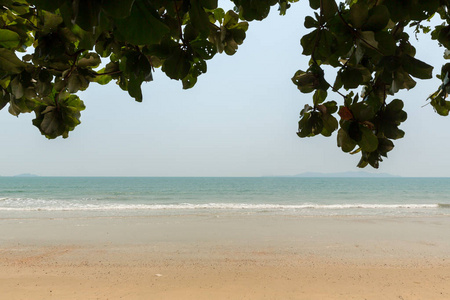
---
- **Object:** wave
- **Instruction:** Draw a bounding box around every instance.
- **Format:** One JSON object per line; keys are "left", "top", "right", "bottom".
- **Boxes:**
{"left": 0, "top": 202, "right": 446, "bottom": 212}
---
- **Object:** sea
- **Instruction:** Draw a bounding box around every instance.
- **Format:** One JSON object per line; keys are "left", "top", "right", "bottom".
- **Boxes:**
{"left": 0, "top": 177, "right": 449, "bottom": 219}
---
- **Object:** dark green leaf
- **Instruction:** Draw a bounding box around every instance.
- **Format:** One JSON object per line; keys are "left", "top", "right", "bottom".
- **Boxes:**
{"left": 340, "top": 67, "right": 362, "bottom": 89}
{"left": 71, "top": 0, "right": 102, "bottom": 31}
{"left": 101, "top": 0, "right": 135, "bottom": 19}
{"left": 313, "top": 89, "right": 327, "bottom": 105}
{"left": 0, "top": 90, "right": 10, "bottom": 110}
{"left": 321, "top": 113, "right": 338, "bottom": 136}
{"left": 190, "top": 40, "right": 217, "bottom": 60}
{"left": 115, "top": 0, "right": 170, "bottom": 45}
{"left": 378, "top": 138, "right": 394, "bottom": 157}
{"left": 402, "top": 55, "right": 433, "bottom": 80}
{"left": 337, "top": 128, "right": 357, "bottom": 152}
{"left": 358, "top": 125, "right": 378, "bottom": 152}
{"left": 182, "top": 74, "right": 198, "bottom": 89}
{"left": 292, "top": 70, "right": 316, "bottom": 93}
{"left": 362, "top": 5, "right": 389, "bottom": 31}
{"left": 0, "top": 49, "right": 26, "bottom": 74}
{"left": 189, "top": 0, "right": 211, "bottom": 36}
{"left": 309, "top": 0, "right": 320, "bottom": 10}
{"left": 200, "top": 0, "right": 218, "bottom": 10}
{"left": 33, "top": 93, "right": 85, "bottom": 139}
{"left": 67, "top": 71, "right": 90, "bottom": 93}
{"left": 351, "top": 102, "right": 375, "bottom": 121}
{"left": 304, "top": 16, "right": 318, "bottom": 29}
{"left": 162, "top": 48, "right": 191, "bottom": 80}
{"left": 349, "top": 3, "right": 368, "bottom": 29}
{"left": 127, "top": 78, "right": 143, "bottom": 102}
{"left": 30, "top": 0, "right": 65, "bottom": 11}
{"left": 301, "top": 30, "right": 318, "bottom": 56}
{"left": 321, "top": 0, "right": 337, "bottom": 21}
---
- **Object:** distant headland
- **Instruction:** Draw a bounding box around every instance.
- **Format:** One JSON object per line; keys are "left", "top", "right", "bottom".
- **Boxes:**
{"left": 270, "top": 171, "right": 399, "bottom": 178}
{"left": 13, "top": 173, "right": 40, "bottom": 177}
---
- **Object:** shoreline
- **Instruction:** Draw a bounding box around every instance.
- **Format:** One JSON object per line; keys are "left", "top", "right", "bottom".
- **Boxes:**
{"left": 1, "top": 215, "right": 449, "bottom": 299}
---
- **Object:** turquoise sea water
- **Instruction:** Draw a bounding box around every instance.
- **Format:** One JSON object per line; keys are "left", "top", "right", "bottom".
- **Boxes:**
{"left": 0, "top": 177, "right": 449, "bottom": 218}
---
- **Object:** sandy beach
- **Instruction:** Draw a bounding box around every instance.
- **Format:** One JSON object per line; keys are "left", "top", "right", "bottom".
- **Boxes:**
{"left": 0, "top": 215, "right": 449, "bottom": 299}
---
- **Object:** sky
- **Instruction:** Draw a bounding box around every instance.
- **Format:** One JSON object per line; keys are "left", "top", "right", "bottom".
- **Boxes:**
{"left": 1, "top": 2, "right": 450, "bottom": 177}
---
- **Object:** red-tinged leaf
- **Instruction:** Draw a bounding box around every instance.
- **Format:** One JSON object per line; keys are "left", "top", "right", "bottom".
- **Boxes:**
{"left": 339, "top": 106, "right": 353, "bottom": 120}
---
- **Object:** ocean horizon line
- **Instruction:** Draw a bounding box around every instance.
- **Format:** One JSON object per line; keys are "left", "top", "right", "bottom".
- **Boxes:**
{"left": 5, "top": 175, "right": 450, "bottom": 178}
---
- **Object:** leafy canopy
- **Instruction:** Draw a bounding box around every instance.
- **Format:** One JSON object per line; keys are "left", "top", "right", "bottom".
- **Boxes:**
{"left": 0, "top": 0, "right": 449, "bottom": 168}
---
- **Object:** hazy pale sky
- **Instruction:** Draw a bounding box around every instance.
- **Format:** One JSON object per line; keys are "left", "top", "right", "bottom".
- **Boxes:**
{"left": 1, "top": 2, "right": 450, "bottom": 177}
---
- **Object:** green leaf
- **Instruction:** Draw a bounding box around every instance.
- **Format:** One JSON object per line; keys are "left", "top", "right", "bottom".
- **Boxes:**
{"left": 322, "top": 100, "right": 338, "bottom": 114}
{"left": 33, "top": 94, "right": 85, "bottom": 139}
{"left": 200, "top": 0, "right": 217, "bottom": 10}
{"left": 383, "top": 124, "right": 405, "bottom": 139}
{"left": 351, "top": 102, "right": 375, "bottom": 121}
{"left": 36, "top": 80, "right": 52, "bottom": 96}
{"left": 71, "top": 0, "right": 102, "bottom": 32}
{"left": 162, "top": 48, "right": 191, "bottom": 80}
{"left": 92, "top": 68, "right": 112, "bottom": 85}
{"left": 313, "top": 89, "right": 327, "bottom": 105}
{"left": 362, "top": 5, "right": 390, "bottom": 31}
{"left": 309, "top": 0, "right": 320, "bottom": 10}
{"left": 234, "top": 0, "right": 275, "bottom": 21}
{"left": 189, "top": 0, "right": 211, "bottom": 36}
{"left": 337, "top": 128, "right": 357, "bottom": 153}
{"left": 190, "top": 40, "right": 217, "bottom": 60}
{"left": 0, "top": 29, "right": 20, "bottom": 48}
{"left": 8, "top": 97, "right": 37, "bottom": 116}
{"left": 321, "top": 0, "right": 337, "bottom": 21}
{"left": 0, "top": 48, "right": 26, "bottom": 74}
{"left": 213, "top": 8, "right": 225, "bottom": 23}
{"left": 340, "top": 67, "right": 363, "bottom": 89}
{"left": 10, "top": 76, "right": 24, "bottom": 99}
{"left": 310, "top": 112, "right": 324, "bottom": 135}
{"left": 359, "top": 31, "right": 378, "bottom": 49}
{"left": 402, "top": 55, "right": 433, "bottom": 80}
{"left": 78, "top": 53, "right": 101, "bottom": 68}
{"left": 383, "top": 0, "right": 409, "bottom": 22}
{"left": 0, "top": 90, "right": 10, "bottom": 110}
{"left": 182, "top": 74, "right": 198, "bottom": 89}
{"left": 304, "top": 16, "right": 318, "bottom": 29}
{"left": 67, "top": 71, "right": 90, "bottom": 93}
{"left": 320, "top": 103, "right": 338, "bottom": 137}
{"left": 349, "top": 3, "right": 368, "bottom": 29}
{"left": 30, "top": 0, "right": 65, "bottom": 12}
{"left": 377, "top": 99, "right": 407, "bottom": 139}
{"left": 0, "top": 76, "right": 10, "bottom": 89}
{"left": 297, "top": 112, "right": 312, "bottom": 137}
{"left": 358, "top": 125, "right": 378, "bottom": 152}
{"left": 378, "top": 138, "right": 394, "bottom": 157}
{"left": 41, "top": 11, "right": 63, "bottom": 34}
{"left": 385, "top": 99, "right": 407, "bottom": 122}
{"left": 127, "top": 78, "right": 143, "bottom": 102}
{"left": 390, "top": 69, "right": 416, "bottom": 94}
{"left": 115, "top": 0, "right": 170, "bottom": 45}
{"left": 292, "top": 70, "right": 316, "bottom": 93}
{"left": 101, "top": 0, "right": 135, "bottom": 19}
{"left": 301, "top": 30, "right": 318, "bottom": 56}
{"left": 375, "top": 31, "right": 396, "bottom": 56}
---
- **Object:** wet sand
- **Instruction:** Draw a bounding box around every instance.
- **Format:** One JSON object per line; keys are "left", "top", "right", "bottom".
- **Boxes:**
{"left": 0, "top": 215, "right": 449, "bottom": 299}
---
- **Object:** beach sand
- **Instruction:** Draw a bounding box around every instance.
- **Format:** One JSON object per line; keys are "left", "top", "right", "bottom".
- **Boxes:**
{"left": 0, "top": 215, "right": 449, "bottom": 299}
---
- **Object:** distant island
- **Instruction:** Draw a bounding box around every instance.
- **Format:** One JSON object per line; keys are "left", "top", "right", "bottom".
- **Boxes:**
{"left": 272, "top": 171, "right": 400, "bottom": 178}
{"left": 13, "top": 173, "right": 40, "bottom": 177}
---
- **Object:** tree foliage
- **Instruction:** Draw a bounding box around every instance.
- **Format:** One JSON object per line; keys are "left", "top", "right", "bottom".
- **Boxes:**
{"left": 0, "top": 0, "right": 449, "bottom": 168}
{"left": 292, "top": 0, "right": 447, "bottom": 168}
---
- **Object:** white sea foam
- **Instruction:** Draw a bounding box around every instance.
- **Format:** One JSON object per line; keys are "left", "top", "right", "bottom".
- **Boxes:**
{"left": 0, "top": 202, "right": 442, "bottom": 211}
